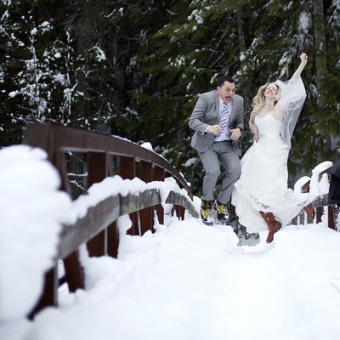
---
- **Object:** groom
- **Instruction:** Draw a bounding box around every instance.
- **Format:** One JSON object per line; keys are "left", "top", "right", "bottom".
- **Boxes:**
{"left": 189, "top": 75, "right": 244, "bottom": 226}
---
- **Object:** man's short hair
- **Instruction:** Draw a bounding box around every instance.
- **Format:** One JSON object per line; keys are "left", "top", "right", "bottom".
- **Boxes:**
{"left": 217, "top": 75, "right": 235, "bottom": 87}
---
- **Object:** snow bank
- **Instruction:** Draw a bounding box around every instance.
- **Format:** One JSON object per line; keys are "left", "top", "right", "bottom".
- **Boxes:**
{"left": 0, "top": 145, "right": 72, "bottom": 321}
{"left": 0, "top": 145, "right": 194, "bottom": 322}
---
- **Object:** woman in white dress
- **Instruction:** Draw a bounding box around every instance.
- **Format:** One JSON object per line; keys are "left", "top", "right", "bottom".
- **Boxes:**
{"left": 232, "top": 53, "right": 314, "bottom": 243}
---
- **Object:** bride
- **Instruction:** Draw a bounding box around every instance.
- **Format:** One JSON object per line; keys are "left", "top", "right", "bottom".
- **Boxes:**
{"left": 232, "top": 53, "right": 314, "bottom": 243}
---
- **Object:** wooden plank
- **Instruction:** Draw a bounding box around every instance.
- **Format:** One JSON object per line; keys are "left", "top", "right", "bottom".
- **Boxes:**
{"left": 87, "top": 152, "right": 108, "bottom": 257}
{"left": 63, "top": 251, "right": 84, "bottom": 292}
{"left": 58, "top": 195, "right": 120, "bottom": 260}
{"left": 107, "top": 221, "right": 119, "bottom": 258}
{"left": 140, "top": 161, "right": 153, "bottom": 234}
{"left": 28, "top": 266, "right": 58, "bottom": 320}
{"left": 120, "top": 189, "right": 161, "bottom": 215}
{"left": 120, "top": 156, "right": 138, "bottom": 235}
{"left": 154, "top": 166, "right": 165, "bottom": 224}
{"left": 166, "top": 191, "right": 199, "bottom": 219}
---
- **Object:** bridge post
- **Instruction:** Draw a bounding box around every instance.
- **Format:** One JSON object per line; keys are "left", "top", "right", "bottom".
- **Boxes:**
{"left": 140, "top": 160, "right": 154, "bottom": 234}
{"left": 86, "top": 152, "right": 109, "bottom": 256}
{"left": 154, "top": 166, "right": 165, "bottom": 224}
{"left": 327, "top": 206, "right": 336, "bottom": 230}
{"left": 120, "top": 156, "right": 138, "bottom": 235}
{"left": 28, "top": 266, "right": 58, "bottom": 320}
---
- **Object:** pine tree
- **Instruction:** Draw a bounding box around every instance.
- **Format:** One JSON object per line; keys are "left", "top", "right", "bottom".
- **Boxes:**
{"left": 0, "top": 0, "right": 72, "bottom": 144}
{"left": 1, "top": 0, "right": 339, "bottom": 198}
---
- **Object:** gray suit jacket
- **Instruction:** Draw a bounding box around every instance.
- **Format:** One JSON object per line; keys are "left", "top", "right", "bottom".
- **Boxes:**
{"left": 189, "top": 90, "right": 244, "bottom": 154}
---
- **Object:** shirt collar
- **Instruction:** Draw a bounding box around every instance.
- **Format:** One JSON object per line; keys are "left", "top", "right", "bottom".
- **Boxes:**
{"left": 219, "top": 97, "right": 232, "bottom": 109}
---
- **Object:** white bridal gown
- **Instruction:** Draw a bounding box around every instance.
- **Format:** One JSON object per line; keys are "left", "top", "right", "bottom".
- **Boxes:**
{"left": 232, "top": 77, "right": 313, "bottom": 233}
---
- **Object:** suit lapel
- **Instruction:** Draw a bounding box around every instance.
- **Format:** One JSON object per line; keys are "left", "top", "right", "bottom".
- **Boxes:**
{"left": 214, "top": 91, "right": 220, "bottom": 117}
{"left": 229, "top": 96, "right": 238, "bottom": 123}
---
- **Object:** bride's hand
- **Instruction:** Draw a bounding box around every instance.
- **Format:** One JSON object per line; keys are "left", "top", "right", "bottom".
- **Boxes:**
{"left": 254, "top": 133, "right": 259, "bottom": 143}
{"left": 300, "top": 53, "right": 308, "bottom": 63}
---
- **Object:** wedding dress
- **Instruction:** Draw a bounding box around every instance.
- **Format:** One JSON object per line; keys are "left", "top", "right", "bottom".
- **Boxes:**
{"left": 232, "top": 77, "right": 312, "bottom": 233}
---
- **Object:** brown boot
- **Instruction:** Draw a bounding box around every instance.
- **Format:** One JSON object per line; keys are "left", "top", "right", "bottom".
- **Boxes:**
{"left": 259, "top": 211, "right": 282, "bottom": 243}
{"left": 303, "top": 204, "right": 315, "bottom": 223}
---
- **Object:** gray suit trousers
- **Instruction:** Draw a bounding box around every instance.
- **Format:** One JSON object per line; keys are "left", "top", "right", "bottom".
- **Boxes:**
{"left": 198, "top": 141, "right": 241, "bottom": 204}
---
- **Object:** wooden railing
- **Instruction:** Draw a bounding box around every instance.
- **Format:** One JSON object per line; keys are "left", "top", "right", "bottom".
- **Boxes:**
{"left": 23, "top": 122, "right": 198, "bottom": 318}
{"left": 21, "top": 122, "right": 339, "bottom": 318}
{"left": 291, "top": 163, "right": 338, "bottom": 229}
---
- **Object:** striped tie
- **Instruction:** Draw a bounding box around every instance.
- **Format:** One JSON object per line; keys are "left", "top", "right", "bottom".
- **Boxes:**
{"left": 217, "top": 102, "right": 229, "bottom": 138}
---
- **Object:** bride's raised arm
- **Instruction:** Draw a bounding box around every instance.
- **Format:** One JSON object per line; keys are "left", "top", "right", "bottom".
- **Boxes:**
{"left": 274, "top": 53, "right": 308, "bottom": 118}
{"left": 278, "top": 53, "right": 308, "bottom": 148}
{"left": 289, "top": 53, "right": 308, "bottom": 83}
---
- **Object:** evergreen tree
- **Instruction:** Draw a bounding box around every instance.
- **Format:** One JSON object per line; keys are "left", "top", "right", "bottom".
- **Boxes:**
{"left": 0, "top": 0, "right": 72, "bottom": 144}
{"left": 0, "top": 0, "right": 339, "bottom": 198}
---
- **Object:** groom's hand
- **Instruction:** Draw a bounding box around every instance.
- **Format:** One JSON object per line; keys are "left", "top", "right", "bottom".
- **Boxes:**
{"left": 230, "top": 128, "right": 241, "bottom": 140}
{"left": 207, "top": 124, "right": 222, "bottom": 135}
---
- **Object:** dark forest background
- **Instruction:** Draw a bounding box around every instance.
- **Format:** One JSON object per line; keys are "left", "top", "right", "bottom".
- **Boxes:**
{"left": 1, "top": 0, "right": 339, "bottom": 197}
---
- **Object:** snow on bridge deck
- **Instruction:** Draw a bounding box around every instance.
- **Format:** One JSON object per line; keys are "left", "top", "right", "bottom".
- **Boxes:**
{"left": 1, "top": 146, "right": 340, "bottom": 340}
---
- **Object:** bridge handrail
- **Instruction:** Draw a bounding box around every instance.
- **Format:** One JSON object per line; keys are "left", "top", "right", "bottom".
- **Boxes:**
{"left": 23, "top": 122, "right": 198, "bottom": 319}
{"left": 59, "top": 188, "right": 197, "bottom": 261}
{"left": 291, "top": 162, "right": 338, "bottom": 229}
{"left": 23, "top": 122, "right": 192, "bottom": 198}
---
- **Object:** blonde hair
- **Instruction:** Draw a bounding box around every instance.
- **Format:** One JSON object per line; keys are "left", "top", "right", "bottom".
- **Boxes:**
{"left": 251, "top": 83, "right": 280, "bottom": 115}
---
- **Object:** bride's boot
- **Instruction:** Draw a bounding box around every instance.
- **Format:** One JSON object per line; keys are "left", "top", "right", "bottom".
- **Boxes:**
{"left": 259, "top": 211, "right": 282, "bottom": 243}
{"left": 303, "top": 203, "right": 315, "bottom": 223}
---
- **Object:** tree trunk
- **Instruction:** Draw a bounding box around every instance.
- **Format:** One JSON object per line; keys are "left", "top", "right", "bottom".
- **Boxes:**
{"left": 312, "top": 0, "right": 332, "bottom": 155}
{"left": 236, "top": 7, "right": 250, "bottom": 120}
{"left": 312, "top": 0, "right": 327, "bottom": 108}
{"left": 75, "top": 1, "right": 93, "bottom": 122}
{"left": 237, "top": 9, "right": 246, "bottom": 57}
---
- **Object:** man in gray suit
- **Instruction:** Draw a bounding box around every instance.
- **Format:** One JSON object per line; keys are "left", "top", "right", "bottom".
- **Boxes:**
{"left": 189, "top": 75, "right": 244, "bottom": 226}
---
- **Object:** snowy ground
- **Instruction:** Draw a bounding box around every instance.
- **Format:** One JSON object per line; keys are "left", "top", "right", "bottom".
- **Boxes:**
{"left": 1, "top": 146, "right": 340, "bottom": 340}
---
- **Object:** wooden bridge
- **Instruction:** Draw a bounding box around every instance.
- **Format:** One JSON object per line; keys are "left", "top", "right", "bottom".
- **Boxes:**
{"left": 20, "top": 122, "right": 338, "bottom": 319}
{"left": 23, "top": 122, "right": 198, "bottom": 318}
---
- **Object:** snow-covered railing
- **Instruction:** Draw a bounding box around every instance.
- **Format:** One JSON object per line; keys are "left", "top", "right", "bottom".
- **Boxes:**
{"left": 22, "top": 122, "right": 198, "bottom": 319}
{"left": 290, "top": 161, "right": 338, "bottom": 229}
